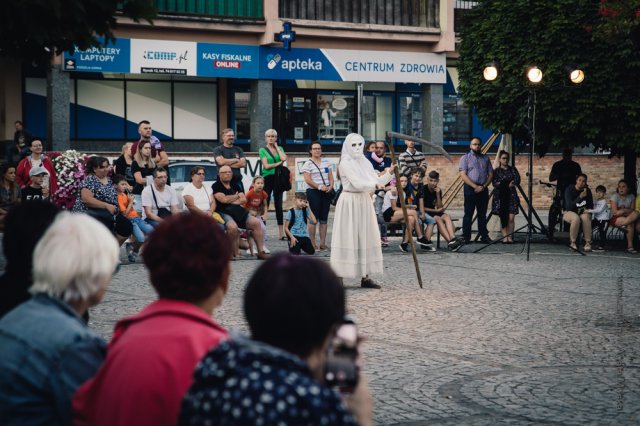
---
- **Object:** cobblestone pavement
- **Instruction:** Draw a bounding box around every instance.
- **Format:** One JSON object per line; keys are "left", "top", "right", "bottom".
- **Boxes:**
{"left": 84, "top": 213, "right": 640, "bottom": 426}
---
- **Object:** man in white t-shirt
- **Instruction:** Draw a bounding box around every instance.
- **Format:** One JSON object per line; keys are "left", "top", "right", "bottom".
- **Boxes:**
{"left": 141, "top": 168, "right": 180, "bottom": 226}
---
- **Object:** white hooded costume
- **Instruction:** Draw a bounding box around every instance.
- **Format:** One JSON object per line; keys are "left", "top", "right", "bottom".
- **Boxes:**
{"left": 330, "top": 133, "right": 393, "bottom": 278}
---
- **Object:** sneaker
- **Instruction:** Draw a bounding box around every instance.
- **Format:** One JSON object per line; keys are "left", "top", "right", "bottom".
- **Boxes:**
{"left": 448, "top": 239, "right": 462, "bottom": 252}
{"left": 584, "top": 243, "right": 592, "bottom": 252}
{"left": 262, "top": 246, "right": 271, "bottom": 254}
{"left": 417, "top": 236, "right": 432, "bottom": 248}
{"left": 380, "top": 239, "right": 389, "bottom": 248}
{"left": 127, "top": 252, "right": 137, "bottom": 263}
{"left": 361, "top": 277, "right": 381, "bottom": 289}
{"left": 399, "top": 242, "right": 409, "bottom": 253}
{"left": 451, "top": 241, "right": 463, "bottom": 252}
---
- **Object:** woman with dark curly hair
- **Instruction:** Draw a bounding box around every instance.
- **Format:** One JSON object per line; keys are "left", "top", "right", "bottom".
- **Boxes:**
{"left": 73, "top": 214, "right": 232, "bottom": 426}
{"left": 181, "top": 254, "right": 373, "bottom": 426}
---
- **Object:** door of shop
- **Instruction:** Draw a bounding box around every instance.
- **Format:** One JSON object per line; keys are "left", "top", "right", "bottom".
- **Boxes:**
{"left": 273, "top": 90, "right": 316, "bottom": 147}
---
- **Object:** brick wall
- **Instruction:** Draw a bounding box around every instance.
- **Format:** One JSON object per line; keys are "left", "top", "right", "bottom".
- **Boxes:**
{"left": 281, "top": 153, "right": 638, "bottom": 211}
{"left": 426, "top": 154, "right": 639, "bottom": 210}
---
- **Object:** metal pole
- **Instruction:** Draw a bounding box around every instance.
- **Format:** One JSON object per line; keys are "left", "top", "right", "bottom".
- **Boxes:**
{"left": 527, "top": 90, "right": 536, "bottom": 261}
{"left": 357, "top": 82, "right": 363, "bottom": 135}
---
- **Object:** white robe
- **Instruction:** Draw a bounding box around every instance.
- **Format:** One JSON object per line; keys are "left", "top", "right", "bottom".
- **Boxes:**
{"left": 330, "top": 134, "right": 392, "bottom": 278}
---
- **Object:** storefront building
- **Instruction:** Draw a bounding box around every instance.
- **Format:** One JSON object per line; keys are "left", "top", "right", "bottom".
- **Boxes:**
{"left": 1, "top": 1, "right": 492, "bottom": 153}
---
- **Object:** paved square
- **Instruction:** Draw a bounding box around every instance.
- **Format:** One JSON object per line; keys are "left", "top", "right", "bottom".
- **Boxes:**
{"left": 89, "top": 228, "right": 640, "bottom": 425}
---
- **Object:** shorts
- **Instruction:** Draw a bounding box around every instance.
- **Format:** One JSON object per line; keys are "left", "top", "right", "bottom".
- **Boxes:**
{"left": 422, "top": 213, "right": 437, "bottom": 225}
{"left": 383, "top": 207, "right": 394, "bottom": 222}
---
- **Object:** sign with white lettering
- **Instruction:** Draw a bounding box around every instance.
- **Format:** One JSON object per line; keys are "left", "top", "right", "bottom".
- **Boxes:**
{"left": 64, "top": 38, "right": 446, "bottom": 84}
{"left": 258, "top": 47, "right": 342, "bottom": 81}
{"left": 130, "top": 39, "right": 197, "bottom": 76}
{"left": 63, "top": 38, "right": 130, "bottom": 73}
{"left": 323, "top": 49, "right": 446, "bottom": 84}
{"left": 197, "top": 43, "right": 259, "bottom": 78}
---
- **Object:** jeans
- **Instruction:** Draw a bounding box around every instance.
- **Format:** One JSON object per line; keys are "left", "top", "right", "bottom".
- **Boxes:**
{"left": 130, "top": 217, "right": 155, "bottom": 243}
{"left": 462, "top": 184, "right": 489, "bottom": 240}
{"left": 306, "top": 188, "right": 330, "bottom": 224}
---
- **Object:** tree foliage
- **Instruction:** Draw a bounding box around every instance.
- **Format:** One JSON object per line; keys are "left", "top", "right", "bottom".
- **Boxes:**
{"left": 0, "top": 0, "right": 156, "bottom": 66}
{"left": 458, "top": 0, "right": 640, "bottom": 154}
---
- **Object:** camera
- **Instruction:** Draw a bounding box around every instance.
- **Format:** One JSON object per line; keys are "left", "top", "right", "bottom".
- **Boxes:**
{"left": 324, "top": 317, "right": 359, "bottom": 391}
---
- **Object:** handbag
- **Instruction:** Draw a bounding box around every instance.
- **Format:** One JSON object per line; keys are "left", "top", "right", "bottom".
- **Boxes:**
{"left": 264, "top": 147, "right": 291, "bottom": 191}
{"left": 150, "top": 185, "right": 172, "bottom": 218}
{"left": 330, "top": 187, "right": 342, "bottom": 206}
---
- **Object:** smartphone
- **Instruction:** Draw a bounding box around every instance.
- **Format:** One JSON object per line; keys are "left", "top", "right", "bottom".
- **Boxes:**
{"left": 324, "top": 317, "right": 359, "bottom": 391}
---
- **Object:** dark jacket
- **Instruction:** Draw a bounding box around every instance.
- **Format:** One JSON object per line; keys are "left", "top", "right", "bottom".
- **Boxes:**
{"left": 180, "top": 333, "right": 357, "bottom": 426}
{"left": 564, "top": 185, "right": 593, "bottom": 214}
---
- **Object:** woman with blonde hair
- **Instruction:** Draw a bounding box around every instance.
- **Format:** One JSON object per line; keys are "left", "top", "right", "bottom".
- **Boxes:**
{"left": 0, "top": 213, "right": 119, "bottom": 425}
{"left": 259, "top": 128, "right": 288, "bottom": 239}
{"left": 113, "top": 142, "right": 135, "bottom": 188}
{"left": 131, "top": 139, "right": 156, "bottom": 213}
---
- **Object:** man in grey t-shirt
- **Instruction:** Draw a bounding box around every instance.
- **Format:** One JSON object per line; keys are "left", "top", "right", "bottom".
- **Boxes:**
{"left": 213, "top": 128, "right": 246, "bottom": 192}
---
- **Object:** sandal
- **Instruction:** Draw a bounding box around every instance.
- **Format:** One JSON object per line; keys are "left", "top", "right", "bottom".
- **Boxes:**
{"left": 627, "top": 247, "right": 638, "bottom": 254}
{"left": 319, "top": 245, "right": 329, "bottom": 251}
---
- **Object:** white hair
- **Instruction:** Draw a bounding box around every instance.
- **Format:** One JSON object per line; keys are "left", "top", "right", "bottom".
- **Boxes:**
{"left": 264, "top": 128, "right": 278, "bottom": 137}
{"left": 29, "top": 212, "right": 120, "bottom": 304}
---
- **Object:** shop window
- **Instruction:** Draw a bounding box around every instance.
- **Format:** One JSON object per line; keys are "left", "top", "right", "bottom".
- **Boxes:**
{"left": 126, "top": 81, "right": 172, "bottom": 140}
{"left": 174, "top": 82, "right": 217, "bottom": 139}
{"left": 233, "top": 92, "right": 251, "bottom": 143}
{"left": 362, "top": 94, "right": 393, "bottom": 141}
{"left": 399, "top": 94, "right": 422, "bottom": 141}
{"left": 317, "top": 93, "right": 355, "bottom": 144}
{"left": 76, "top": 80, "right": 125, "bottom": 139}
{"left": 443, "top": 94, "right": 471, "bottom": 143}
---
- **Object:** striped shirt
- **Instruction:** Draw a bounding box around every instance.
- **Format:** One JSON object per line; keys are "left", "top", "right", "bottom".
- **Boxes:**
{"left": 398, "top": 149, "right": 427, "bottom": 177}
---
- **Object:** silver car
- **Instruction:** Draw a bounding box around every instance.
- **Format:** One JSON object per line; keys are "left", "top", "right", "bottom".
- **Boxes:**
{"left": 167, "top": 160, "right": 218, "bottom": 209}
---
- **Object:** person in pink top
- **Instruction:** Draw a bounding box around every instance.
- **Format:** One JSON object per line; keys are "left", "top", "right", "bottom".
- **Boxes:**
{"left": 73, "top": 213, "right": 231, "bottom": 426}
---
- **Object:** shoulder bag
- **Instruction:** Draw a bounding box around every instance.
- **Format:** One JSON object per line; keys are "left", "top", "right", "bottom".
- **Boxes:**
{"left": 264, "top": 148, "right": 291, "bottom": 191}
{"left": 150, "top": 185, "right": 172, "bottom": 218}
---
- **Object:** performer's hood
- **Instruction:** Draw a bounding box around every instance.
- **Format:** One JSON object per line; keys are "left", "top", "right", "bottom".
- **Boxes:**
{"left": 342, "top": 133, "right": 365, "bottom": 160}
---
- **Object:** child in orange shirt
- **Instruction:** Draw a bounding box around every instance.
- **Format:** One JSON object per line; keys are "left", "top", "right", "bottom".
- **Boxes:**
{"left": 244, "top": 176, "right": 269, "bottom": 254}
{"left": 115, "top": 174, "right": 154, "bottom": 261}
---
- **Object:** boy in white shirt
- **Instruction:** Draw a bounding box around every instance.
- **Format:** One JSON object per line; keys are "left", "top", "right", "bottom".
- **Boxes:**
{"left": 589, "top": 185, "right": 610, "bottom": 251}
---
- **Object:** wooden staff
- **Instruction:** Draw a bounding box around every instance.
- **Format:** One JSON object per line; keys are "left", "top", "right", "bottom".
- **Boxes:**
{"left": 383, "top": 132, "right": 456, "bottom": 289}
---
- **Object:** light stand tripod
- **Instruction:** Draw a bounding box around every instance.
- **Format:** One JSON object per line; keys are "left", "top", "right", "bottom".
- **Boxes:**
{"left": 473, "top": 90, "right": 542, "bottom": 260}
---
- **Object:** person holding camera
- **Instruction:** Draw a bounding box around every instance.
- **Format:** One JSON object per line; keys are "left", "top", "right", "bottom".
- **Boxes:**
{"left": 563, "top": 173, "right": 593, "bottom": 252}
{"left": 284, "top": 192, "right": 317, "bottom": 255}
{"left": 179, "top": 254, "right": 373, "bottom": 426}
{"left": 141, "top": 167, "right": 180, "bottom": 226}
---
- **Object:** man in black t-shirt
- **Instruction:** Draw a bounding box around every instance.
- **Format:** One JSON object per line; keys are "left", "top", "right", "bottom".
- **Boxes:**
{"left": 549, "top": 148, "right": 582, "bottom": 204}
{"left": 212, "top": 165, "right": 268, "bottom": 260}
{"left": 419, "top": 170, "right": 461, "bottom": 251}
{"left": 21, "top": 166, "right": 50, "bottom": 202}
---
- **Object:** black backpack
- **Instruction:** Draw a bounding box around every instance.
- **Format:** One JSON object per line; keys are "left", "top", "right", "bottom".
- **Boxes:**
{"left": 287, "top": 207, "right": 307, "bottom": 231}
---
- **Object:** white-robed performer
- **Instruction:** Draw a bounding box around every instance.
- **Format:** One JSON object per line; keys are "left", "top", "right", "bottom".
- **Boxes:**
{"left": 330, "top": 133, "right": 395, "bottom": 289}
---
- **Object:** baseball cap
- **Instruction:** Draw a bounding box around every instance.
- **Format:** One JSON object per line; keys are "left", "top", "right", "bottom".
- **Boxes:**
{"left": 29, "top": 166, "right": 49, "bottom": 177}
